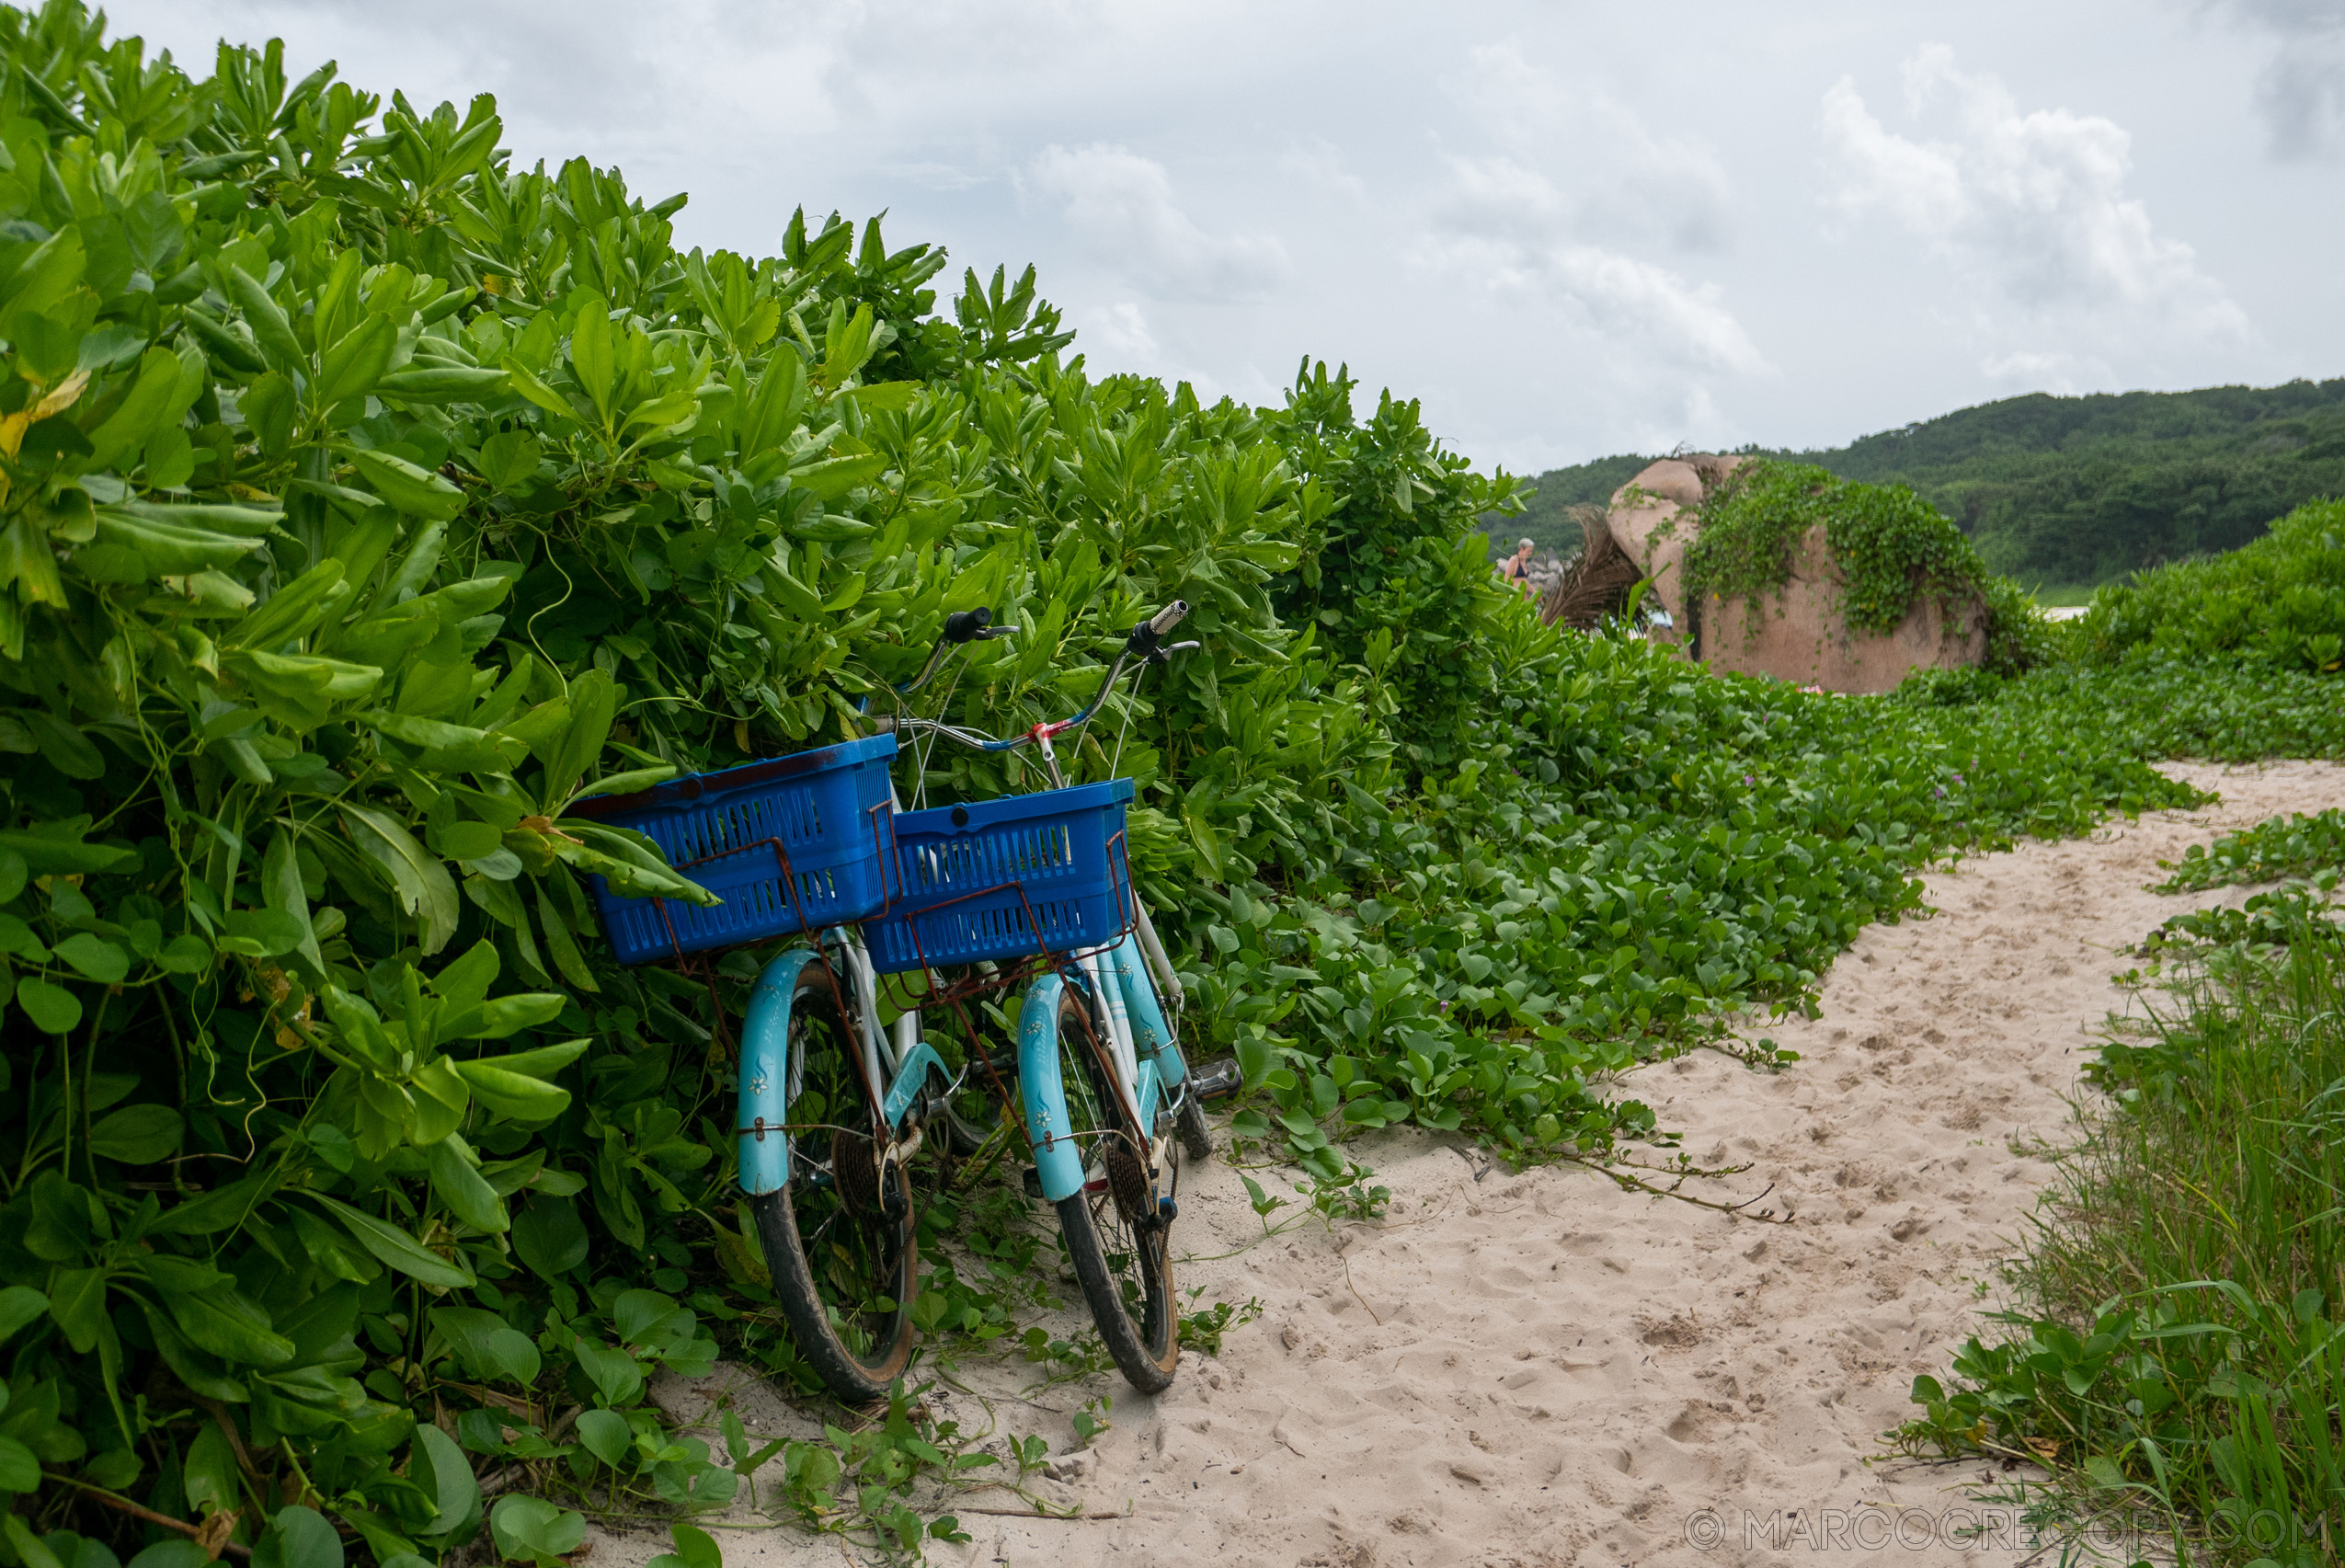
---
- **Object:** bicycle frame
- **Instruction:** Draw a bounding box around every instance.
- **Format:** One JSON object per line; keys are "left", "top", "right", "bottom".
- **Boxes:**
{"left": 735, "top": 926, "right": 950, "bottom": 1196}
{"left": 1020, "top": 909, "right": 1193, "bottom": 1202}
{"left": 745, "top": 601, "right": 1200, "bottom": 1202}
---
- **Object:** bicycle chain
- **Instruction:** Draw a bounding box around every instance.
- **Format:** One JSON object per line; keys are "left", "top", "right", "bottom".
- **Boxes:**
{"left": 831, "top": 1125, "right": 882, "bottom": 1217}
{"left": 1104, "top": 1131, "right": 1154, "bottom": 1229}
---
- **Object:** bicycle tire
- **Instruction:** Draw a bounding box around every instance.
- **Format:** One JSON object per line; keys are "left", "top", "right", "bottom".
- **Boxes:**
{"left": 749, "top": 959, "right": 918, "bottom": 1402}
{"left": 1173, "top": 1092, "right": 1213, "bottom": 1162}
{"left": 1046, "top": 985, "right": 1179, "bottom": 1392}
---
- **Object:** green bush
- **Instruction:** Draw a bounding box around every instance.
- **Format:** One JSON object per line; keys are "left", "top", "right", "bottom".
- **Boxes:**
{"left": 2080, "top": 497, "right": 2345, "bottom": 673}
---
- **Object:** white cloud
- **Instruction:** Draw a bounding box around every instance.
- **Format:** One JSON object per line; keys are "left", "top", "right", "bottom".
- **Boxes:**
{"left": 1024, "top": 143, "right": 1287, "bottom": 302}
{"left": 1448, "top": 43, "right": 1736, "bottom": 255}
{"left": 1979, "top": 349, "right": 2091, "bottom": 393}
{"left": 2204, "top": 0, "right": 2345, "bottom": 159}
{"left": 1431, "top": 157, "right": 1766, "bottom": 374}
{"left": 1424, "top": 233, "right": 1766, "bottom": 377}
{"left": 93, "top": 2, "right": 2321, "bottom": 471}
{"left": 1278, "top": 139, "right": 1367, "bottom": 202}
{"left": 1082, "top": 302, "right": 1159, "bottom": 361}
{"left": 884, "top": 162, "right": 994, "bottom": 193}
{"left": 1823, "top": 47, "right": 2249, "bottom": 349}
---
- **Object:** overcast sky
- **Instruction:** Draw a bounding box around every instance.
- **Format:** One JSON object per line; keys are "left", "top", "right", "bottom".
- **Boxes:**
{"left": 99, "top": 0, "right": 2345, "bottom": 475}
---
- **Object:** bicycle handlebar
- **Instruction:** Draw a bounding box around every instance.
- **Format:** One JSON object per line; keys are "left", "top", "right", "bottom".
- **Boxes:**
{"left": 894, "top": 606, "right": 1021, "bottom": 698}
{"left": 891, "top": 602, "right": 1196, "bottom": 759}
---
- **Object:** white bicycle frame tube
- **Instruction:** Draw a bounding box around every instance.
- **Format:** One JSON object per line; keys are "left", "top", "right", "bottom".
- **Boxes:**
{"left": 1080, "top": 944, "right": 1145, "bottom": 1132}
{"left": 878, "top": 776, "right": 923, "bottom": 1077}
{"left": 819, "top": 925, "right": 898, "bottom": 1104}
{"left": 1131, "top": 898, "right": 1183, "bottom": 1015}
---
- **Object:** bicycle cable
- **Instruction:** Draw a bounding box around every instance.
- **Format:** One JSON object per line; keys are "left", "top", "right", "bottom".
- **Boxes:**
{"left": 1107, "top": 658, "right": 1144, "bottom": 782}
{"left": 911, "top": 656, "right": 967, "bottom": 814}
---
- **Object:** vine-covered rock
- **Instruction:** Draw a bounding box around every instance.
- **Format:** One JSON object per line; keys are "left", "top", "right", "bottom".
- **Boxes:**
{"left": 1605, "top": 456, "right": 2046, "bottom": 690}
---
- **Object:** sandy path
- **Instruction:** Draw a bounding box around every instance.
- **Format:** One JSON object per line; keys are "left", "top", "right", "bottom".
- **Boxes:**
{"left": 607, "top": 761, "right": 2345, "bottom": 1568}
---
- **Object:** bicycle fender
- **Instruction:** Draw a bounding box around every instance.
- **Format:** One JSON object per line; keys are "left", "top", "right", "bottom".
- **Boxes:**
{"left": 738, "top": 947, "right": 824, "bottom": 1196}
{"left": 1018, "top": 973, "right": 1089, "bottom": 1203}
{"left": 879, "top": 1040, "right": 949, "bottom": 1130}
{"left": 1107, "top": 933, "right": 1184, "bottom": 1089}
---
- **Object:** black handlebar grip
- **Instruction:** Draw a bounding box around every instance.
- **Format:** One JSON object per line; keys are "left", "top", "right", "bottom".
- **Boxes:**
{"left": 943, "top": 608, "right": 993, "bottom": 643}
{"left": 1148, "top": 601, "right": 1189, "bottom": 635}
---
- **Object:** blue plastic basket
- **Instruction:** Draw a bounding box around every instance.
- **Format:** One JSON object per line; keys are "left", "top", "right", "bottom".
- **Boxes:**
{"left": 572, "top": 733, "right": 898, "bottom": 965}
{"left": 865, "top": 778, "right": 1134, "bottom": 974}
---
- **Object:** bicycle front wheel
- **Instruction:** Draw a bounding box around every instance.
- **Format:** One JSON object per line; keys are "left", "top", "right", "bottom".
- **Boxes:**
{"left": 749, "top": 957, "right": 918, "bottom": 1402}
{"left": 1046, "top": 984, "right": 1179, "bottom": 1392}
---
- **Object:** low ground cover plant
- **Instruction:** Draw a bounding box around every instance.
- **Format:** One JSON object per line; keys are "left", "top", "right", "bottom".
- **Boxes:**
{"left": 0, "top": 5, "right": 2339, "bottom": 1566}
{"left": 1897, "top": 797, "right": 2345, "bottom": 1565}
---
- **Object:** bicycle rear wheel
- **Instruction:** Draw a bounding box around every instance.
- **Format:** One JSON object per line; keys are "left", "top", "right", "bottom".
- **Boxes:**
{"left": 749, "top": 958, "right": 918, "bottom": 1402}
{"left": 1047, "top": 984, "right": 1179, "bottom": 1392}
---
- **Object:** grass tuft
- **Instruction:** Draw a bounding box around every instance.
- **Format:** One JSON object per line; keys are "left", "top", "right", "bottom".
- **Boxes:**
{"left": 1897, "top": 898, "right": 2345, "bottom": 1566}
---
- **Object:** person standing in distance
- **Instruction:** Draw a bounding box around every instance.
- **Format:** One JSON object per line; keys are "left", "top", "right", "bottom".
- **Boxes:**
{"left": 1497, "top": 536, "right": 1537, "bottom": 599}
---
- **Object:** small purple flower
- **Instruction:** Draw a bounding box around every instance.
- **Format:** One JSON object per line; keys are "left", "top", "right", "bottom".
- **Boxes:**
{"left": 1933, "top": 786, "right": 1947, "bottom": 797}
{"left": 1743, "top": 774, "right": 1756, "bottom": 785}
{"left": 1950, "top": 773, "right": 1963, "bottom": 784}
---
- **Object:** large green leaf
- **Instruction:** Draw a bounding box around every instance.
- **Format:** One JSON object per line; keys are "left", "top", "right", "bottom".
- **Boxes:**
{"left": 15, "top": 977, "right": 83, "bottom": 1035}
{"left": 265, "top": 828, "right": 325, "bottom": 978}
{"left": 88, "top": 1104, "right": 183, "bottom": 1163}
{"left": 543, "top": 669, "right": 614, "bottom": 805}
{"left": 224, "top": 265, "right": 304, "bottom": 372}
{"left": 341, "top": 805, "right": 459, "bottom": 955}
{"left": 0, "top": 1433, "right": 37, "bottom": 1492}
{"left": 436, "top": 991, "right": 566, "bottom": 1040}
{"left": 509, "top": 1195, "right": 588, "bottom": 1280}
{"left": 550, "top": 825, "right": 716, "bottom": 905}
{"left": 146, "top": 1172, "right": 273, "bottom": 1235}
{"left": 51, "top": 932, "right": 128, "bottom": 982}
{"left": 0, "top": 1287, "right": 47, "bottom": 1345}
{"left": 449, "top": 1057, "right": 570, "bottom": 1122}
{"left": 253, "top": 1506, "right": 344, "bottom": 1568}
{"left": 411, "top": 1423, "right": 479, "bottom": 1537}
{"left": 157, "top": 1280, "right": 295, "bottom": 1368}
{"left": 315, "top": 313, "right": 395, "bottom": 408}
{"left": 47, "top": 1268, "right": 108, "bottom": 1353}
{"left": 573, "top": 1408, "right": 630, "bottom": 1468}
{"left": 340, "top": 445, "right": 465, "bottom": 521}
{"left": 0, "top": 819, "right": 136, "bottom": 876}
{"left": 488, "top": 1496, "right": 584, "bottom": 1568}
{"left": 309, "top": 1195, "right": 475, "bottom": 1289}
{"left": 570, "top": 1337, "right": 643, "bottom": 1407}
{"left": 181, "top": 1424, "right": 242, "bottom": 1516}
{"left": 426, "top": 1134, "right": 507, "bottom": 1232}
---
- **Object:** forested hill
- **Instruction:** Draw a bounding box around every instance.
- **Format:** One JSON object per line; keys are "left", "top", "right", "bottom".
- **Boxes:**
{"left": 1495, "top": 378, "right": 2345, "bottom": 588}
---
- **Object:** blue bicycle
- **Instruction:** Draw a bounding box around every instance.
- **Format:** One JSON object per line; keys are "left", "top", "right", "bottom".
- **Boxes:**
{"left": 576, "top": 602, "right": 1225, "bottom": 1399}
{"left": 876, "top": 602, "right": 1221, "bottom": 1391}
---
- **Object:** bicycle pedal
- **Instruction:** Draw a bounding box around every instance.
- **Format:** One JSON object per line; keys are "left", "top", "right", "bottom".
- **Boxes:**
{"left": 1189, "top": 1058, "right": 1243, "bottom": 1102}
